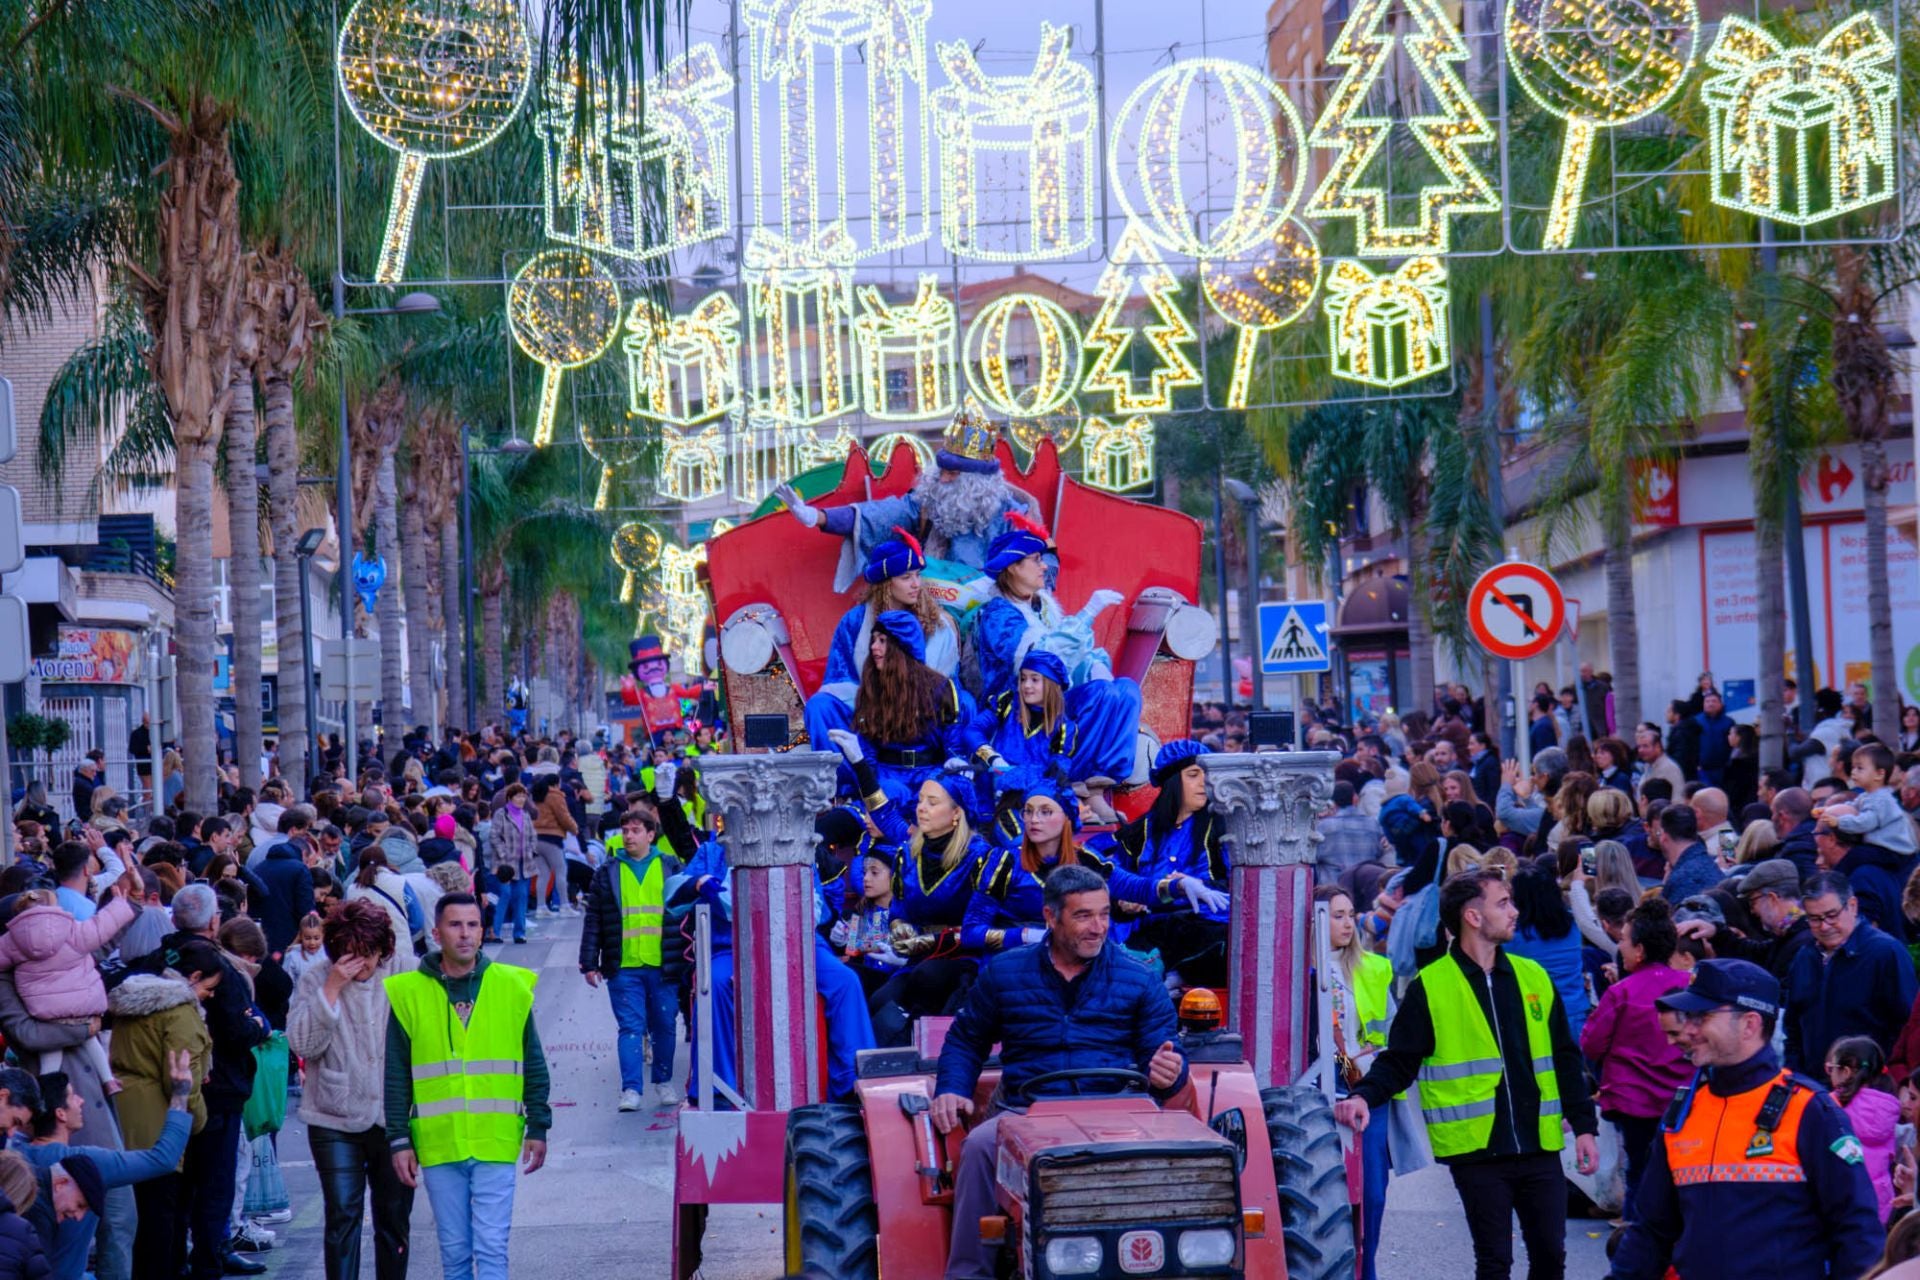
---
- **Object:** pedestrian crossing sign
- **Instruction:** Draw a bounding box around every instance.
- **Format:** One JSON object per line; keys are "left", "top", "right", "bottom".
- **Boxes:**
{"left": 1258, "top": 601, "right": 1332, "bottom": 674}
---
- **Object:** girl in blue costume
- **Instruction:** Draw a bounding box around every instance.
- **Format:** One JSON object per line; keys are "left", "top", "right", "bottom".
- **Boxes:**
{"left": 1089, "top": 739, "right": 1233, "bottom": 990}
{"left": 804, "top": 528, "right": 961, "bottom": 755}
{"left": 970, "top": 515, "right": 1142, "bottom": 816}
{"left": 960, "top": 779, "right": 1130, "bottom": 951}
{"left": 827, "top": 729, "right": 991, "bottom": 1045}
{"left": 959, "top": 648, "right": 1079, "bottom": 799}
{"left": 843, "top": 611, "right": 972, "bottom": 806}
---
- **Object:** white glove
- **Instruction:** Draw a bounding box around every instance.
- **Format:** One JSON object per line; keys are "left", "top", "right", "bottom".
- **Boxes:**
{"left": 826, "top": 729, "right": 865, "bottom": 764}
{"left": 774, "top": 483, "right": 821, "bottom": 529}
{"left": 873, "top": 946, "right": 909, "bottom": 968}
{"left": 1084, "top": 588, "right": 1125, "bottom": 616}
{"left": 654, "top": 761, "right": 678, "bottom": 799}
{"left": 828, "top": 919, "right": 852, "bottom": 949}
{"left": 986, "top": 752, "right": 1012, "bottom": 775}
{"left": 1019, "top": 927, "right": 1047, "bottom": 946}
{"left": 943, "top": 756, "right": 969, "bottom": 773}
{"left": 1178, "top": 875, "right": 1230, "bottom": 914}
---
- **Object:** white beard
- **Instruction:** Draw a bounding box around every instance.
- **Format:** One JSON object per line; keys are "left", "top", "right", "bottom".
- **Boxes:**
{"left": 915, "top": 468, "right": 1013, "bottom": 541}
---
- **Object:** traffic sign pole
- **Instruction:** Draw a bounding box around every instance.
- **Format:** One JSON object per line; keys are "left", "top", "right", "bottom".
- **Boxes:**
{"left": 1514, "top": 659, "right": 1530, "bottom": 779}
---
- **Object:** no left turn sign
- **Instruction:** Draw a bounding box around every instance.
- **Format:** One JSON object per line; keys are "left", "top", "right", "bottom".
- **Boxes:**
{"left": 1467, "top": 562, "right": 1566, "bottom": 662}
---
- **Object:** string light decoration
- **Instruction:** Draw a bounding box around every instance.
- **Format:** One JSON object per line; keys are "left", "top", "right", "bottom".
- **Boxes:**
{"left": 1306, "top": 0, "right": 1499, "bottom": 256}
{"left": 580, "top": 412, "right": 651, "bottom": 509}
{"left": 1506, "top": 0, "right": 1699, "bottom": 250}
{"left": 507, "top": 250, "right": 623, "bottom": 447}
{"left": 1007, "top": 397, "right": 1083, "bottom": 455}
{"left": 1080, "top": 415, "right": 1156, "bottom": 493}
{"left": 741, "top": 0, "right": 932, "bottom": 257}
{"left": 1108, "top": 59, "right": 1306, "bottom": 261}
{"left": 337, "top": 0, "right": 532, "bottom": 283}
{"left": 1323, "top": 256, "right": 1451, "bottom": 387}
{"left": 1200, "top": 219, "right": 1323, "bottom": 409}
{"left": 611, "top": 522, "right": 663, "bottom": 603}
{"left": 932, "top": 21, "right": 1097, "bottom": 261}
{"left": 1700, "top": 14, "right": 1896, "bottom": 226}
{"left": 730, "top": 410, "right": 805, "bottom": 506}
{"left": 854, "top": 277, "right": 958, "bottom": 421}
{"left": 657, "top": 540, "right": 710, "bottom": 674}
{"left": 797, "top": 422, "right": 860, "bottom": 470}
{"left": 961, "top": 292, "right": 1085, "bottom": 419}
{"left": 1082, "top": 223, "right": 1203, "bottom": 415}
{"left": 659, "top": 423, "right": 727, "bottom": 502}
{"left": 535, "top": 44, "right": 733, "bottom": 262}
{"left": 624, "top": 291, "right": 741, "bottom": 426}
{"left": 744, "top": 229, "right": 858, "bottom": 426}
{"left": 868, "top": 430, "right": 939, "bottom": 472}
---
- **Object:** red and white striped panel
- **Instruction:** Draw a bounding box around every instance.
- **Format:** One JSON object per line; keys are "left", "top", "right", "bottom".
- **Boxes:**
{"left": 1228, "top": 863, "right": 1311, "bottom": 1089}
{"left": 731, "top": 864, "right": 820, "bottom": 1112}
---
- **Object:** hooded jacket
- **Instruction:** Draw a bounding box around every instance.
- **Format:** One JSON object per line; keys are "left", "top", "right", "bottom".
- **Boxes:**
{"left": 287, "top": 952, "right": 408, "bottom": 1133}
{"left": 132, "top": 932, "right": 267, "bottom": 1111}
{"left": 104, "top": 972, "right": 209, "bottom": 1158}
{"left": 0, "top": 897, "right": 136, "bottom": 1021}
{"left": 1839, "top": 1085, "right": 1900, "bottom": 1223}
{"left": 0, "top": 1192, "right": 48, "bottom": 1280}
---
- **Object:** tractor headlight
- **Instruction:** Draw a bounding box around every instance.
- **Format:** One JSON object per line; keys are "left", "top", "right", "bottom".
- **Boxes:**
{"left": 1042, "top": 1235, "right": 1103, "bottom": 1275}
{"left": 1177, "top": 1227, "right": 1237, "bottom": 1268}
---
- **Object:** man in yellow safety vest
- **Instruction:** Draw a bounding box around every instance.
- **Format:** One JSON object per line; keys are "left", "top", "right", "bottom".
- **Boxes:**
{"left": 1335, "top": 866, "right": 1599, "bottom": 1280}
{"left": 386, "top": 893, "right": 551, "bottom": 1280}
{"left": 581, "top": 804, "right": 680, "bottom": 1111}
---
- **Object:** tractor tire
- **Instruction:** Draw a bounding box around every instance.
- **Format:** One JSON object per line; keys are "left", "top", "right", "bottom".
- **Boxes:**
{"left": 1262, "top": 1085, "right": 1357, "bottom": 1280}
{"left": 783, "top": 1103, "right": 879, "bottom": 1280}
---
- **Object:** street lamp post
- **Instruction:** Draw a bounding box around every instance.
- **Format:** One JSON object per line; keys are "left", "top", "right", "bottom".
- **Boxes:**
{"left": 460, "top": 424, "right": 533, "bottom": 732}
{"left": 295, "top": 527, "right": 326, "bottom": 790}
{"left": 1222, "top": 478, "right": 1264, "bottom": 714}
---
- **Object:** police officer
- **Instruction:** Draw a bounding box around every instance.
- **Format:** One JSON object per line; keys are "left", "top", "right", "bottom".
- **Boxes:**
{"left": 1607, "top": 959, "right": 1882, "bottom": 1280}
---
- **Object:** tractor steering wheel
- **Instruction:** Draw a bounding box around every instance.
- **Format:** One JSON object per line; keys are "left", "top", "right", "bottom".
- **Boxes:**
{"left": 1006, "top": 1067, "right": 1153, "bottom": 1107}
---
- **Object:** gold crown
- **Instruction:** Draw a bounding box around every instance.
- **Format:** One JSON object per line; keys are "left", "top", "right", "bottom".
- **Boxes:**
{"left": 943, "top": 397, "right": 999, "bottom": 461}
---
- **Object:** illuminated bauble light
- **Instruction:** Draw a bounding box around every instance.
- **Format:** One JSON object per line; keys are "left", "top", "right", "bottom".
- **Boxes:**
{"left": 506, "top": 250, "right": 622, "bottom": 448}
{"left": 1107, "top": 58, "right": 1306, "bottom": 260}
{"left": 961, "top": 292, "right": 1084, "bottom": 419}
{"left": 337, "top": 0, "right": 532, "bottom": 283}
{"left": 1505, "top": 0, "right": 1698, "bottom": 250}
{"left": 1201, "top": 219, "right": 1323, "bottom": 409}
{"left": 1006, "top": 396, "right": 1084, "bottom": 455}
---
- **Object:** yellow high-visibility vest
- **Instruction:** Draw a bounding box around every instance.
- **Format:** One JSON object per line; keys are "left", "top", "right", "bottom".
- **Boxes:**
{"left": 1416, "top": 952, "right": 1563, "bottom": 1159}
{"left": 617, "top": 856, "right": 665, "bottom": 968}
{"left": 386, "top": 964, "right": 536, "bottom": 1167}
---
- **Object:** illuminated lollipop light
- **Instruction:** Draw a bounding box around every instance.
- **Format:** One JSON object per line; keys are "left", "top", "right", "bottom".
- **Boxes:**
{"left": 1324, "top": 257, "right": 1450, "bottom": 388}
{"left": 961, "top": 292, "right": 1084, "bottom": 419}
{"left": 580, "top": 412, "right": 651, "bottom": 510}
{"left": 611, "top": 521, "right": 663, "bottom": 602}
{"left": 1201, "top": 219, "right": 1323, "bottom": 409}
{"left": 1082, "top": 223, "right": 1202, "bottom": 415}
{"left": 1108, "top": 59, "right": 1306, "bottom": 261}
{"left": 337, "top": 0, "right": 532, "bottom": 283}
{"left": 1505, "top": 0, "right": 1699, "bottom": 250}
{"left": 625, "top": 291, "right": 741, "bottom": 427}
{"left": 507, "top": 250, "right": 622, "bottom": 448}
{"left": 1080, "top": 416, "right": 1156, "bottom": 493}
{"left": 854, "top": 277, "right": 957, "bottom": 421}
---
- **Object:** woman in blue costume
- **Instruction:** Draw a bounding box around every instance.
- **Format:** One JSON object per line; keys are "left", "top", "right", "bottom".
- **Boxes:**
{"left": 1089, "top": 740, "right": 1232, "bottom": 990}
{"left": 842, "top": 611, "right": 972, "bottom": 806}
{"left": 959, "top": 778, "right": 1133, "bottom": 950}
{"left": 827, "top": 729, "right": 991, "bottom": 1045}
{"left": 805, "top": 528, "right": 962, "bottom": 756}
{"left": 959, "top": 648, "right": 1078, "bottom": 799}
{"left": 970, "top": 515, "right": 1142, "bottom": 818}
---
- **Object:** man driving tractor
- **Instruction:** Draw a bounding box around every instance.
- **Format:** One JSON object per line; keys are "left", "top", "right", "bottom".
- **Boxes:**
{"left": 931, "top": 864, "right": 1190, "bottom": 1280}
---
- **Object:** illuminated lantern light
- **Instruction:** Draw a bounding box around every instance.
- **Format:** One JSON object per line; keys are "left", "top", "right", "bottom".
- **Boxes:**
{"left": 506, "top": 250, "right": 622, "bottom": 448}
{"left": 1699, "top": 14, "right": 1896, "bottom": 227}
{"left": 962, "top": 292, "right": 1084, "bottom": 419}
{"left": 744, "top": 228, "right": 859, "bottom": 426}
{"left": 535, "top": 44, "right": 733, "bottom": 262}
{"left": 580, "top": 412, "right": 651, "bottom": 510}
{"left": 868, "top": 430, "right": 939, "bottom": 473}
{"left": 854, "top": 276, "right": 958, "bottom": 421}
{"left": 730, "top": 410, "right": 806, "bottom": 507}
{"left": 1006, "top": 396, "right": 1084, "bottom": 456}
{"left": 1080, "top": 415, "right": 1156, "bottom": 493}
{"left": 1082, "top": 223, "right": 1203, "bottom": 415}
{"left": 611, "top": 522, "right": 663, "bottom": 603}
{"left": 625, "top": 290, "right": 742, "bottom": 427}
{"left": 1506, "top": 0, "right": 1698, "bottom": 250}
{"left": 1108, "top": 59, "right": 1306, "bottom": 261}
{"left": 932, "top": 22, "right": 1096, "bottom": 261}
{"left": 1201, "top": 219, "right": 1323, "bottom": 409}
{"left": 336, "top": 0, "right": 532, "bottom": 284}
{"left": 1324, "top": 257, "right": 1451, "bottom": 388}
{"left": 1306, "top": 0, "right": 1499, "bottom": 256}
{"left": 659, "top": 424, "right": 727, "bottom": 503}
{"left": 741, "top": 0, "right": 932, "bottom": 257}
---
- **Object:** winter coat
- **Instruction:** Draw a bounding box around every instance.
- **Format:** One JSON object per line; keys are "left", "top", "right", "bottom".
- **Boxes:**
{"left": 135, "top": 931, "right": 267, "bottom": 1111}
{"left": 1507, "top": 924, "right": 1591, "bottom": 1042}
{"left": 0, "top": 1197, "right": 48, "bottom": 1280}
{"left": 246, "top": 804, "right": 285, "bottom": 863}
{"left": 378, "top": 828, "right": 424, "bottom": 876}
{"left": 488, "top": 806, "right": 540, "bottom": 879}
{"left": 287, "top": 952, "right": 408, "bottom": 1133}
{"left": 106, "top": 971, "right": 210, "bottom": 1158}
{"left": 1784, "top": 920, "right": 1919, "bottom": 1076}
{"left": 1580, "top": 961, "right": 1692, "bottom": 1118}
{"left": 0, "top": 976, "right": 119, "bottom": 1153}
{"left": 1839, "top": 1085, "right": 1901, "bottom": 1223}
{"left": 531, "top": 787, "right": 577, "bottom": 840}
{"left": 579, "top": 852, "right": 665, "bottom": 975}
{"left": 0, "top": 897, "right": 135, "bottom": 1022}
{"left": 252, "top": 845, "right": 315, "bottom": 957}
{"left": 1774, "top": 820, "right": 1821, "bottom": 881}
{"left": 1833, "top": 842, "right": 1910, "bottom": 942}
{"left": 345, "top": 872, "right": 420, "bottom": 960}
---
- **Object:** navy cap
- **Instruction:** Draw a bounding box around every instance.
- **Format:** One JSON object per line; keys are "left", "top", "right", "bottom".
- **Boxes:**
{"left": 1656, "top": 958, "right": 1781, "bottom": 1019}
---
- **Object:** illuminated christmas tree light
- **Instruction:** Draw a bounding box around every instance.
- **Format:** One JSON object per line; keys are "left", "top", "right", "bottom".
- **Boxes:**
{"left": 506, "top": 251, "right": 623, "bottom": 448}
{"left": 337, "top": 0, "right": 532, "bottom": 283}
{"left": 744, "top": 229, "right": 858, "bottom": 426}
{"left": 962, "top": 292, "right": 1085, "bottom": 419}
{"left": 1324, "top": 257, "right": 1451, "bottom": 387}
{"left": 1700, "top": 14, "right": 1896, "bottom": 226}
{"left": 1082, "top": 223, "right": 1203, "bottom": 415}
{"left": 1200, "top": 219, "right": 1323, "bottom": 409}
{"left": 854, "top": 276, "right": 958, "bottom": 421}
{"left": 611, "top": 522, "right": 663, "bottom": 603}
{"left": 580, "top": 412, "right": 650, "bottom": 510}
{"left": 625, "top": 290, "right": 742, "bottom": 427}
{"left": 932, "top": 21, "right": 1096, "bottom": 261}
{"left": 1306, "top": 0, "right": 1499, "bottom": 256}
{"left": 1080, "top": 416, "right": 1156, "bottom": 493}
{"left": 1506, "top": 0, "right": 1698, "bottom": 250}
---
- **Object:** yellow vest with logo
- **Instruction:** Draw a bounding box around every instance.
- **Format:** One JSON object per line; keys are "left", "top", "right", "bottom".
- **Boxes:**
{"left": 1416, "top": 952, "right": 1563, "bottom": 1159}
{"left": 1352, "top": 952, "right": 1394, "bottom": 1049}
{"left": 386, "top": 964, "right": 537, "bottom": 1166}
{"left": 616, "top": 855, "right": 665, "bottom": 968}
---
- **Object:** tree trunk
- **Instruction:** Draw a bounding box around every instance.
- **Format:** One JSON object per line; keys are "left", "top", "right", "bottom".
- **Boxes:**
{"left": 374, "top": 450, "right": 406, "bottom": 742}
{"left": 1755, "top": 517, "right": 1788, "bottom": 771}
{"left": 440, "top": 515, "right": 465, "bottom": 730}
{"left": 176, "top": 450, "right": 220, "bottom": 813}
{"left": 1407, "top": 519, "right": 1436, "bottom": 718}
{"left": 481, "top": 579, "right": 505, "bottom": 729}
{"left": 399, "top": 479, "right": 436, "bottom": 734}
{"left": 1602, "top": 482, "right": 1641, "bottom": 732}
{"left": 1830, "top": 250, "right": 1900, "bottom": 735}
{"left": 262, "top": 371, "right": 308, "bottom": 794}
{"left": 225, "top": 373, "right": 263, "bottom": 789}
{"left": 1861, "top": 435, "right": 1899, "bottom": 731}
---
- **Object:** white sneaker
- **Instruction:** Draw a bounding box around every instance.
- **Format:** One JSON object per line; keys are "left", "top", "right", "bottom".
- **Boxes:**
{"left": 618, "top": 1089, "right": 642, "bottom": 1112}
{"left": 231, "top": 1222, "right": 276, "bottom": 1252}
{"left": 655, "top": 1083, "right": 683, "bottom": 1108}
{"left": 251, "top": 1208, "right": 294, "bottom": 1225}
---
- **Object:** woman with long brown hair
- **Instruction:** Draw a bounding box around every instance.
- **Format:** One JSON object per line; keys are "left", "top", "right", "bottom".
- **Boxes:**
{"left": 844, "top": 612, "right": 967, "bottom": 808}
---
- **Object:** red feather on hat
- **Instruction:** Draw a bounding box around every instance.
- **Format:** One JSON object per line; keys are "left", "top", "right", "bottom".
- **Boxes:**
{"left": 1005, "top": 510, "right": 1051, "bottom": 541}
{"left": 890, "top": 525, "right": 924, "bottom": 558}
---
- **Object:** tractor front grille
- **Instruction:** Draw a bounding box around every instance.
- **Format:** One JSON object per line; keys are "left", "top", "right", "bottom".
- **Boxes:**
{"left": 1034, "top": 1150, "right": 1239, "bottom": 1228}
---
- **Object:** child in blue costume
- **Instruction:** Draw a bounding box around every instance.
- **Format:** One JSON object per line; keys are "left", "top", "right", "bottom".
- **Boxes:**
{"left": 805, "top": 528, "right": 963, "bottom": 756}
{"left": 970, "top": 517, "right": 1143, "bottom": 809}
{"left": 826, "top": 845, "right": 913, "bottom": 1000}
{"left": 959, "top": 648, "right": 1080, "bottom": 801}
{"left": 839, "top": 611, "right": 972, "bottom": 807}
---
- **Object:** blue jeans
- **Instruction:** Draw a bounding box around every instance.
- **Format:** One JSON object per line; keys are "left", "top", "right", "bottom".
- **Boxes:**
{"left": 1359, "top": 1097, "right": 1391, "bottom": 1280}
{"left": 607, "top": 966, "right": 678, "bottom": 1091}
{"left": 421, "top": 1158, "right": 517, "bottom": 1280}
{"left": 495, "top": 877, "right": 528, "bottom": 942}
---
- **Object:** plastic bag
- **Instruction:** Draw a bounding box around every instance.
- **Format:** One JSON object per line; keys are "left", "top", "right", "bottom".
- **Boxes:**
{"left": 242, "top": 1133, "right": 288, "bottom": 1215}
{"left": 243, "top": 1032, "right": 290, "bottom": 1140}
{"left": 1561, "top": 1116, "right": 1625, "bottom": 1214}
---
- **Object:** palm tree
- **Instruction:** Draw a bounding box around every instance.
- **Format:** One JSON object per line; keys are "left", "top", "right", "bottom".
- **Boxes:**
{"left": 225, "top": 269, "right": 265, "bottom": 790}
{"left": 351, "top": 377, "right": 408, "bottom": 741}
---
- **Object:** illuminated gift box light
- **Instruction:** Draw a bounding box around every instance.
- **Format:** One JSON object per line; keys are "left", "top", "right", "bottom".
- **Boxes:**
{"left": 932, "top": 22, "right": 1096, "bottom": 261}
{"left": 626, "top": 291, "right": 742, "bottom": 427}
{"left": 660, "top": 424, "right": 727, "bottom": 502}
{"left": 744, "top": 229, "right": 858, "bottom": 426}
{"left": 1700, "top": 14, "right": 1895, "bottom": 227}
{"left": 535, "top": 45, "right": 733, "bottom": 262}
{"left": 741, "top": 0, "right": 932, "bottom": 257}
{"left": 854, "top": 277, "right": 958, "bottom": 421}
{"left": 1081, "top": 415, "right": 1156, "bottom": 493}
{"left": 730, "top": 411, "right": 806, "bottom": 506}
{"left": 1324, "top": 257, "right": 1451, "bottom": 388}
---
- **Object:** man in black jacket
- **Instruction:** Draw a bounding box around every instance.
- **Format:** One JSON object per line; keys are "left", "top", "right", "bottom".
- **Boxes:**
{"left": 1768, "top": 788, "right": 1820, "bottom": 879}
{"left": 1680, "top": 859, "right": 1812, "bottom": 985}
{"left": 578, "top": 805, "right": 679, "bottom": 1111}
